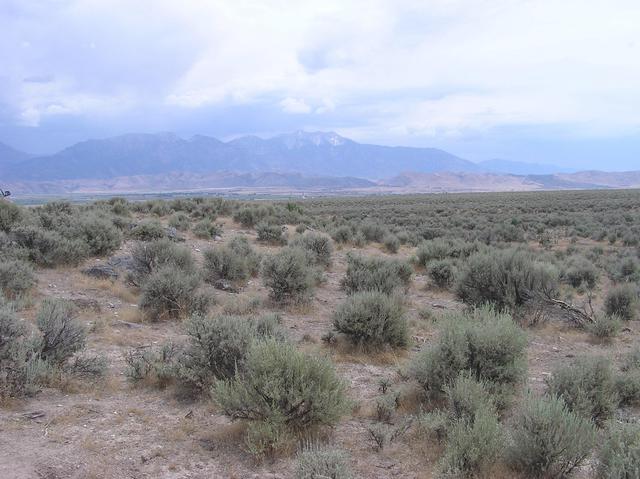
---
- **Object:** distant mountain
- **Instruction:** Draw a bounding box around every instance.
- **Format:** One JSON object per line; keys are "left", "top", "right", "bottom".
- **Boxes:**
{"left": 478, "top": 158, "right": 574, "bottom": 175}
{"left": 2, "top": 131, "right": 480, "bottom": 181}
{"left": 0, "top": 142, "right": 30, "bottom": 164}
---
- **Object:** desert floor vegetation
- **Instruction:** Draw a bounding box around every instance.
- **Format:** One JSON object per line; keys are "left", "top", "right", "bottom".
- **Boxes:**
{"left": 1, "top": 190, "right": 640, "bottom": 478}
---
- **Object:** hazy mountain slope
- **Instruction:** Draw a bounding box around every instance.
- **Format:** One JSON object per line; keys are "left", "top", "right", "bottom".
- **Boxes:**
{"left": 478, "top": 158, "right": 574, "bottom": 175}
{"left": 555, "top": 170, "right": 640, "bottom": 188}
{"left": 5, "top": 171, "right": 376, "bottom": 194}
{"left": 0, "top": 142, "right": 31, "bottom": 177}
{"left": 3, "top": 131, "right": 479, "bottom": 181}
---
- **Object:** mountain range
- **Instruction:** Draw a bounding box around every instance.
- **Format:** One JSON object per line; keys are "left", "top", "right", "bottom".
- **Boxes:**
{"left": 1, "top": 131, "right": 479, "bottom": 181}
{"left": 0, "top": 131, "right": 638, "bottom": 195}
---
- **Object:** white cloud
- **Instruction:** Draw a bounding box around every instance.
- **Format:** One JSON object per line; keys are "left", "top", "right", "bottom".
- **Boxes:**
{"left": 280, "top": 97, "right": 311, "bottom": 114}
{"left": 1, "top": 0, "right": 640, "bottom": 139}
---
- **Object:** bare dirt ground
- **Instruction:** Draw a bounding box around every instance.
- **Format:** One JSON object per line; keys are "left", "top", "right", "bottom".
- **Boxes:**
{"left": 1, "top": 219, "right": 637, "bottom": 479}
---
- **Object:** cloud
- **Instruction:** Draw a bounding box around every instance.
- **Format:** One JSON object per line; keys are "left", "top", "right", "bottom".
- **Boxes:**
{"left": 1, "top": 0, "right": 640, "bottom": 161}
{"left": 280, "top": 97, "right": 311, "bottom": 114}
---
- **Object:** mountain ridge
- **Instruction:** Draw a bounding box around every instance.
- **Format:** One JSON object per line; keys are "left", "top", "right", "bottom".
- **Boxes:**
{"left": 1, "top": 131, "right": 479, "bottom": 181}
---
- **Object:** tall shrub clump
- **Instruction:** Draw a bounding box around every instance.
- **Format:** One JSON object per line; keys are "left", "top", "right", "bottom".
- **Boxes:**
{"left": 213, "top": 339, "right": 349, "bottom": 456}
{"left": 341, "top": 254, "right": 412, "bottom": 295}
{"left": 410, "top": 306, "right": 527, "bottom": 399}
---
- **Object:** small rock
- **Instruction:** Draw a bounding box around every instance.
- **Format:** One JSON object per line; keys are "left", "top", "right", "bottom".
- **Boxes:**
{"left": 82, "top": 265, "right": 119, "bottom": 281}
{"left": 213, "top": 279, "right": 239, "bottom": 293}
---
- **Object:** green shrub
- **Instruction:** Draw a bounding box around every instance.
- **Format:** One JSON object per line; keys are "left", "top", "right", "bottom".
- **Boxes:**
{"left": 341, "top": 254, "right": 412, "bottom": 295}
{"left": 444, "top": 373, "right": 497, "bottom": 424}
{"left": 588, "top": 315, "right": 622, "bottom": 341}
{"left": 168, "top": 212, "right": 191, "bottom": 231}
{"left": 605, "top": 285, "right": 638, "bottom": 321}
{"left": 74, "top": 214, "right": 122, "bottom": 255}
{"left": 202, "top": 241, "right": 260, "bottom": 284}
{"left": 546, "top": 355, "right": 618, "bottom": 425}
{"left": 130, "top": 219, "right": 165, "bottom": 241}
{"left": 439, "top": 407, "right": 503, "bottom": 478}
{"left": 0, "top": 259, "right": 35, "bottom": 299}
{"left": 564, "top": 255, "right": 599, "bottom": 289}
{"left": 360, "top": 222, "right": 387, "bottom": 242}
{"left": 416, "top": 238, "right": 479, "bottom": 266}
{"left": 0, "top": 305, "right": 26, "bottom": 358}
{"left": 608, "top": 255, "right": 640, "bottom": 283}
{"left": 332, "top": 292, "right": 407, "bottom": 348}
{"left": 0, "top": 201, "right": 23, "bottom": 232}
{"left": 331, "top": 226, "right": 352, "bottom": 244}
{"left": 615, "top": 351, "right": 640, "bottom": 406}
{"left": 0, "top": 308, "right": 46, "bottom": 398}
{"left": 597, "top": 421, "right": 640, "bottom": 479}
{"left": 455, "top": 248, "right": 559, "bottom": 312}
{"left": 213, "top": 340, "right": 349, "bottom": 453}
{"left": 410, "top": 307, "right": 527, "bottom": 398}
{"left": 290, "top": 231, "right": 333, "bottom": 267}
{"left": 295, "top": 444, "right": 353, "bottom": 479}
{"left": 175, "top": 314, "right": 284, "bottom": 394}
{"left": 2, "top": 300, "right": 106, "bottom": 397}
{"left": 139, "top": 267, "right": 202, "bottom": 321}
{"left": 124, "top": 341, "right": 181, "bottom": 387}
{"left": 256, "top": 222, "right": 286, "bottom": 244}
{"left": 36, "top": 299, "right": 86, "bottom": 365}
{"left": 427, "top": 259, "right": 456, "bottom": 289}
{"left": 234, "top": 207, "right": 267, "bottom": 228}
{"left": 383, "top": 234, "right": 400, "bottom": 254}
{"left": 507, "top": 394, "right": 597, "bottom": 478}
{"left": 262, "top": 247, "right": 314, "bottom": 304}
{"left": 150, "top": 201, "right": 171, "bottom": 217}
{"left": 129, "top": 239, "right": 195, "bottom": 286}
{"left": 12, "top": 225, "right": 89, "bottom": 267}
{"left": 193, "top": 219, "right": 222, "bottom": 239}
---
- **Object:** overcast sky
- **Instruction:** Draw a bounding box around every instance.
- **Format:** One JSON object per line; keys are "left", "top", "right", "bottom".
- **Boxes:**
{"left": 1, "top": 0, "right": 640, "bottom": 169}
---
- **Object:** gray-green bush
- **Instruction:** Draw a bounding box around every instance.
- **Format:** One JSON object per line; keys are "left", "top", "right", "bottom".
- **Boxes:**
{"left": 262, "top": 247, "right": 315, "bottom": 304}
{"left": 175, "top": 314, "right": 284, "bottom": 394}
{"left": 341, "top": 254, "right": 412, "bottom": 295}
{"left": 427, "top": 259, "right": 456, "bottom": 289}
{"left": 605, "top": 284, "right": 638, "bottom": 321}
{"left": 597, "top": 421, "right": 640, "bottom": 479}
{"left": 129, "top": 219, "right": 165, "bottom": 241}
{"left": 168, "top": 212, "right": 191, "bottom": 231}
{"left": 332, "top": 291, "right": 407, "bottom": 348}
{"left": 36, "top": 299, "right": 86, "bottom": 365}
{"left": 410, "top": 307, "right": 527, "bottom": 399}
{"left": 129, "top": 239, "right": 196, "bottom": 286}
{"left": 438, "top": 407, "right": 503, "bottom": 477}
{"left": 295, "top": 444, "right": 353, "bottom": 479}
{"left": 213, "top": 339, "right": 349, "bottom": 455}
{"left": 74, "top": 214, "right": 122, "bottom": 256}
{"left": 455, "top": 248, "right": 559, "bottom": 312}
{"left": 507, "top": 394, "right": 597, "bottom": 478}
{"left": 546, "top": 355, "right": 618, "bottom": 425}
{"left": 290, "top": 231, "right": 333, "bottom": 267}
{"left": 0, "top": 259, "right": 35, "bottom": 299}
{"left": 193, "top": 219, "right": 222, "bottom": 239}
{"left": 139, "top": 267, "right": 202, "bottom": 321}
{"left": 256, "top": 222, "right": 286, "bottom": 244}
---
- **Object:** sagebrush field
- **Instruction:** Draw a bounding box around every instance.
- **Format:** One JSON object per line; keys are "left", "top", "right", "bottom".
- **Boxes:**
{"left": 1, "top": 190, "right": 640, "bottom": 478}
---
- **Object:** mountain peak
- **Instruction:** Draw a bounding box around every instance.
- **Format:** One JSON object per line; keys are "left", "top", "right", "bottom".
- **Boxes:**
{"left": 277, "top": 130, "right": 349, "bottom": 149}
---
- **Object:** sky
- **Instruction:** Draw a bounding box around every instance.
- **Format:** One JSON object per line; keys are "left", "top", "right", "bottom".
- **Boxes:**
{"left": 1, "top": 0, "right": 640, "bottom": 170}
